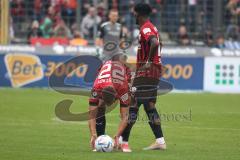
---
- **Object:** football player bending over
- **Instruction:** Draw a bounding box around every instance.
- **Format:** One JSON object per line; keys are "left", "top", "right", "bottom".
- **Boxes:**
{"left": 88, "top": 54, "right": 131, "bottom": 152}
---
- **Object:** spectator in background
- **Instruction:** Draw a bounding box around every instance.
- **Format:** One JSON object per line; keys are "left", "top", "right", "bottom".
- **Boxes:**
{"left": 149, "top": 0, "right": 162, "bottom": 28}
{"left": 225, "top": 25, "right": 240, "bottom": 49}
{"left": 177, "top": 24, "right": 190, "bottom": 45}
{"left": 187, "top": 0, "right": 197, "bottom": 33}
{"left": 47, "top": 5, "right": 61, "bottom": 25}
{"left": 27, "top": 20, "right": 42, "bottom": 41}
{"left": 38, "top": 5, "right": 61, "bottom": 37}
{"left": 11, "top": 0, "right": 25, "bottom": 16}
{"left": 40, "top": 17, "right": 53, "bottom": 38}
{"left": 62, "top": 0, "right": 77, "bottom": 26}
{"left": 226, "top": 0, "right": 240, "bottom": 42}
{"left": 215, "top": 35, "right": 226, "bottom": 49}
{"left": 162, "top": 0, "right": 181, "bottom": 35}
{"left": 70, "top": 22, "right": 79, "bottom": 34}
{"left": 11, "top": 0, "right": 25, "bottom": 24}
{"left": 97, "top": 2, "right": 107, "bottom": 21}
{"left": 122, "top": 0, "right": 135, "bottom": 33}
{"left": 226, "top": 0, "right": 240, "bottom": 25}
{"left": 81, "top": 7, "right": 102, "bottom": 40}
{"left": 82, "top": 2, "right": 91, "bottom": 15}
{"left": 108, "top": 0, "right": 118, "bottom": 10}
{"left": 48, "top": 0, "right": 64, "bottom": 22}
{"left": 70, "top": 30, "right": 88, "bottom": 46}
{"left": 226, "top": 25, "right": 239, "bottom": 40}
{"left": 53, "top": 19, "right": 72, "bottom": 38}
{"left": 33, "top": 0, "right": 43, "bottom": 21}
{"left": 204, "top": 27, "right": 214, "bottom": 47}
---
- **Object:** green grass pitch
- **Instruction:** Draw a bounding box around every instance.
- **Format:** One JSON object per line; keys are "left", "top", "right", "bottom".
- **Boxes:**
{"left": 0, "top": 88, "right": 240, "bottom": 160}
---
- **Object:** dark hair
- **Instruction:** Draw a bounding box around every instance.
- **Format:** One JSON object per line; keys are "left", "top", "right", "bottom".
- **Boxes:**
{"left": 134, "top": 3, "right": 152, "bottom": 17}
{"left": 111, "top": 53, "right": 127, "bottom": 61}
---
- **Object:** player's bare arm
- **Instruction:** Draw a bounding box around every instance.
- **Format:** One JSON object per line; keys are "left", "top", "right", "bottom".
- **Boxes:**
{"left": 88, "top": 105, "right": 98, "bottom": 149}
{"left": 141, "top": 36, "right": 159, "bottom": 70}
{"left": 148, "top": 36, "right": 160, "bottom": 63}
{"left": 114, "top": 106, "right": 129, "bottom": 146}
{"left": 88, "top": 100, "right": 104, "bottom": 148}
{"left": 117, "top": 107, "right": 129, "bottom": 137}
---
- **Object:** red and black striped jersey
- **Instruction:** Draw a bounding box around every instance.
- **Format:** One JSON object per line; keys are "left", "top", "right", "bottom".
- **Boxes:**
{"left": 137, "top": 20, "right": 161, "bottom": 69}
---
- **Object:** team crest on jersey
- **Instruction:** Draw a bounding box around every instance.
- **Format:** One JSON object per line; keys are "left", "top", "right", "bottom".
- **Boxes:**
{"left": 92, "top": 91, "right": 98, "bottom": 98}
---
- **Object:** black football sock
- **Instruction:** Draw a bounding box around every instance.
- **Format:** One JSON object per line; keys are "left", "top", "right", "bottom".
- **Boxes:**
{"left": 144, "top": 105, "right": 163, "bottom": 139}
{"left": 96, "top": 107, "right": 106, "bottom": 136}
{"left": 121, "top": 107, "right": 139, "bottom": 142}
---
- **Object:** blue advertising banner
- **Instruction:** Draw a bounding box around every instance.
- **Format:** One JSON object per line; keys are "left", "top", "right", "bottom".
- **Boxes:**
{"left": 0, "top": 54, "right": 102, "bottom": 88}
{"left": 162, "top": 57, "right": 204, "bottom": 90}
{"left": 0, "top": 53, "right": 204, "bottom": 90}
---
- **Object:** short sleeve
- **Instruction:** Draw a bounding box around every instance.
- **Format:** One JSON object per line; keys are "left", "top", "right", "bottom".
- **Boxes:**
{"left": 141, "top": 27, "right": 155, "bottom": 41}
{"left": 98, "top": 24, "right": 105, "bottom": 38}
{"left": 119, "top": 89, "right": 130, "bottom": 107}
{"left": 89, "top": 89, "right": 100, "bottom": 107}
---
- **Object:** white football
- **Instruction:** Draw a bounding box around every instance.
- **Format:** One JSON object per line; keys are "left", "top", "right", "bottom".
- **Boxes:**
{"left": 95, "top": 135, "right": 114, "bottom": 152}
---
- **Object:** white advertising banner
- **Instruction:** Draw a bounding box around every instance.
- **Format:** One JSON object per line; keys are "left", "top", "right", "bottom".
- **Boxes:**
{"left": 204, "top": 57, "right": 240, "bottom": 93}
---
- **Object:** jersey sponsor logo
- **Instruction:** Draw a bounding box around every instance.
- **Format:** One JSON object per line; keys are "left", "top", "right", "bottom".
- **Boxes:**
{"left": 143, "top": 28, "right": 151, "bottom": 34}
{"left": 4, "top": 54, "right": 44, "bottom": 87}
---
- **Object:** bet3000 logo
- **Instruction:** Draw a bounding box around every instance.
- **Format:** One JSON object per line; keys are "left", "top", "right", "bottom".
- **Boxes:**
{"left": 4, "top": 54, "right": 44, "bottom": 87}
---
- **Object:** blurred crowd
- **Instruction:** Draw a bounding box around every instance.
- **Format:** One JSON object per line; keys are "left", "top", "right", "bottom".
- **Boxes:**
{"left": 9, "top": 0, "right": 240, "bottom": 48}
{"left": 176, "top": 0, "right": 240, "bottom": 49}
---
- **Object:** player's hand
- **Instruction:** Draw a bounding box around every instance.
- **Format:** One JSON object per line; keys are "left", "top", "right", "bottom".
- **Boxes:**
{"left": 90, "top": 134, "right": 97, "bottom": 149}
{"left": 113, "top": 135, "right": 120, "bottom": 149}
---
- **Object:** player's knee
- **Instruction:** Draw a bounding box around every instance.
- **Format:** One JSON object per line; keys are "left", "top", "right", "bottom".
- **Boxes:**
{"left": 149, "top": 102, "right": 156, "bottom": 109}
{"left": 144, "top": 101, "right": 156, "bottom": 111}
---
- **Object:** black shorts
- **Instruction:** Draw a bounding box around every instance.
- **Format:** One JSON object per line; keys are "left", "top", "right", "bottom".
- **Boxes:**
{"left": 132, "top": 76, "right": 159, "bottom": 104}
{"left": 89, "top": 89, "right": 128, "bottom": 108}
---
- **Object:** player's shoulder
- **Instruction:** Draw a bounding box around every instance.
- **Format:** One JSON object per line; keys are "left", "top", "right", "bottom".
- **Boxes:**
{"left": 100, "top": 21, "right": 110, "bottom": 28}
{"left": 100, "top": 60, "right": 113, "bottom": 68}
{"left": 141, "top": 21, "right": 158, "bottom": 33}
